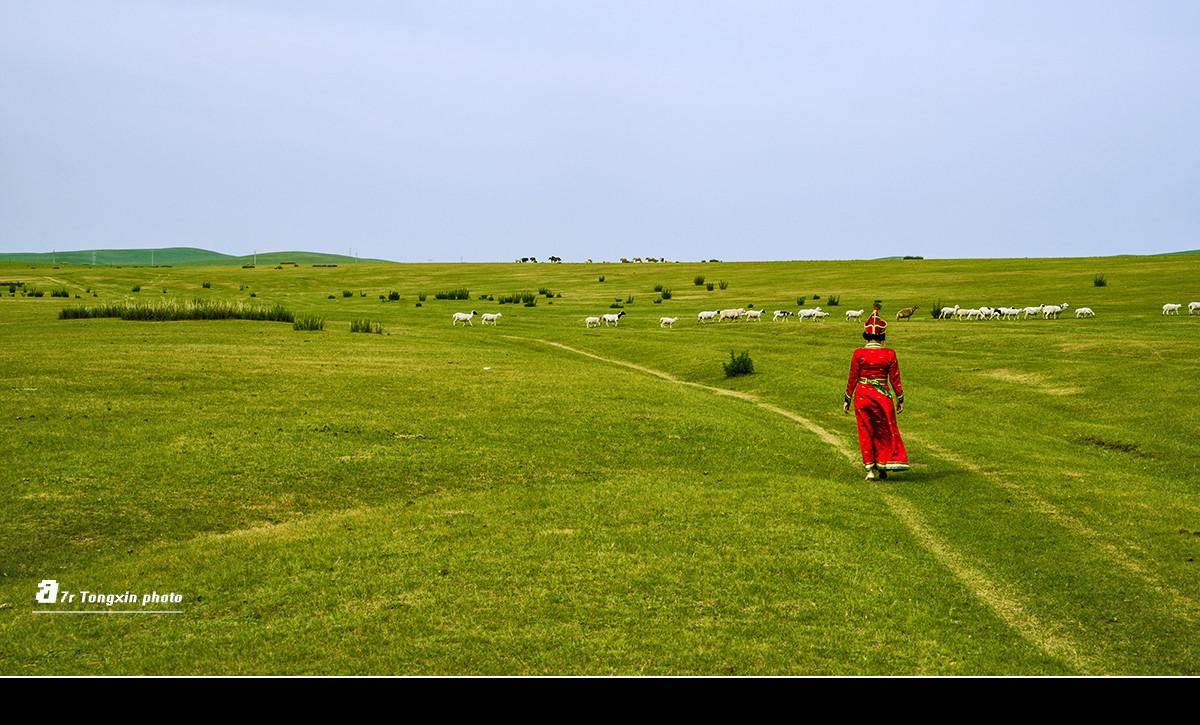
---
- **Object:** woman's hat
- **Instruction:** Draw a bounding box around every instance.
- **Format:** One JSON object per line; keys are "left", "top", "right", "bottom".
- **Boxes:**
{"left": 864, "top": 308, "right": 887, "bottom": 335}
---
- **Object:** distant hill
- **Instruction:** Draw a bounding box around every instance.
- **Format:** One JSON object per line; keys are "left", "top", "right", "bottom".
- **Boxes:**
{"left": 0, "top": 247, "right": 393, "bottom": 266}
{"left": 1164, "top": 249, "right": 1199, "bottom": 255}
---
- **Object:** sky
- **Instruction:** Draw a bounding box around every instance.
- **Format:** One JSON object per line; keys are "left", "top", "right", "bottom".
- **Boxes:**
{"left": 2, "top": 1, "right": 1197, "bottom": 262}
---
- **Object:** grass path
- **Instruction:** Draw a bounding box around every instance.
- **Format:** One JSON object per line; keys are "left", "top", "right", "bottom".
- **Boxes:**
{"left": 515, "top": 333, "right": 1101, "bottom": 672}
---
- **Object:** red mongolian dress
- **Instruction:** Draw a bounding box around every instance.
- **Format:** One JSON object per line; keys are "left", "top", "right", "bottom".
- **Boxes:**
{"left": 844, "top": 342, "right": 909, "bottom": 471}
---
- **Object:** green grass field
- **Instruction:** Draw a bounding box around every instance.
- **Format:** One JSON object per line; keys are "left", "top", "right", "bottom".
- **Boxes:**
{"left": 1, "top": 255, "right": 1197, "bottom": 675}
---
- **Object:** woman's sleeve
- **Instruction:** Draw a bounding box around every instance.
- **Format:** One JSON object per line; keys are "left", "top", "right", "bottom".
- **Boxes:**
{"left": 889, "top": 353, "right": 903, "bottom": 404}
{"left": 845, "top": 352, "right": 860, "bottom": 405}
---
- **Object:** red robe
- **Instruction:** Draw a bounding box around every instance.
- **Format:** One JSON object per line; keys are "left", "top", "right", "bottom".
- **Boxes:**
{"left": 845, "top": 343, "right": 909, "bottom": 471}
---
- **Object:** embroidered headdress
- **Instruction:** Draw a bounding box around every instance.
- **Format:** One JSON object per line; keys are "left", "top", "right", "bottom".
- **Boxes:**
{"left": 864, "top": 306, "right": 887, "bottom": 335}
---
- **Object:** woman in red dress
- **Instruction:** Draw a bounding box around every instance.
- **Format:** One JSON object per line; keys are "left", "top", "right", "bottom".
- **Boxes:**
{"left": 843, "top": 307, "right": 909, "bottom": 480}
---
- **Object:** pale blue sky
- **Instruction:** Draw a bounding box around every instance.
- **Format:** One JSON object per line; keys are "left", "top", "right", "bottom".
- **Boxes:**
{"left": 2, "top": 1, "right": 1197, "bottom": 262}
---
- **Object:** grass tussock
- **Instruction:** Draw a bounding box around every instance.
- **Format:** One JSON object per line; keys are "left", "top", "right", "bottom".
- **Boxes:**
{"left": 59, "top": 299, "right": 295, "bottom": 323}
{"left": 293, "top": 314, "right": 324, "bottom": 331}
{"left": 723, "top": 350, "right": 754, "bottom": 377}
{"left": 350, "top": 319, "right": 384, "bottom": 334}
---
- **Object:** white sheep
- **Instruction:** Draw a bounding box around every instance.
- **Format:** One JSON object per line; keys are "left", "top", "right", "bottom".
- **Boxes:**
{"left": 585, "top": 316, "right": 601, "bottom": 328}
{"left": 452, "top": 310, "right": 478, "bottom": 326}
{"left": 797, "top": 307, "right": 822, "bottom": 321}
{"left": 772, "top": 310, "right": 793, "bottom": 321}
{"left": 743, "top": 309, "right": 764, "bottom": 322}
{"left": 1075, "top": 307, "right": 1095, "bottom": 318}
{"left": 812, "top": 310, "right": 829, "bottom": 322}
{"left": 719, "top": 308, "right": 744, "bottom": 322}
{"left": 698, "top": 310, "right": 719, "bottom": 324}
{"left": 845, "top": 309, "right": 864, "bottom": 322}
{"left": 1042, "top": 303, "right": 1069, "bottom": 319}
{"left": 1163, "top": 303, "right": 1182, "bottom": 315}
{"left": 602, "top": 311, "right": 627, "bottom": 326}
{"left": 938, "top": 305, "right": 959, "bottom": 320}
{"left": 659, "top": 316, "right": 680, "bottom": 328}
{"left": 1189, "top": 302, "right": 1200, "bottom": 315}
{"left": 1021, "top": 305, "right": 1043, "bottom": 319}
{"left": 481, "top": 312, "right": 503, "bottom": 325}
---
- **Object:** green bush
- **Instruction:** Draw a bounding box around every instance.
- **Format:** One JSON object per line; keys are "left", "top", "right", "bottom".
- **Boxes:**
{"left": 694, "top": 275, "right": 705, "bottom": 286}
{"left": 343, "top": 290, "right": 354, "bottom": 298}
{"left": 388, "top": 291, "right": 400, "bottom": 301}
{"left": 827, "top": 295, "right": 840, "bottom": 306}
{"left": 723, "top": 350, "right": 754, "bottom": 378}
{"left": 718, "top": 281, "right": 729, "bottom": 290}
{"left": 202, "top": 282, "right": 211, "bottom": 289}
{"left": 1094, "top": 274, "right": 1107, "bottom": 287}
{"left": 434, "top": 288, "right": 470, "bottom": 300}
{"left": 706, "top": 282, "right": 714, "bottom": 291}
{"left": 350, "top": 319, "right": 383, "bottom": 334}
{"left": 132, "top": 285, "right": 141, "bottom": 292}
{"left": 660, "top": 289, "right": 672, "bottom": 300}
{"left": 293, "top": 315, "right": 324, "bottom": 331}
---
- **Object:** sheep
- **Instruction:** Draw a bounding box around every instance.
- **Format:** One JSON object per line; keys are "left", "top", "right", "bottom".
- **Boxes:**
{"left": 1021, "top": 305, "right": 1043, "bottom": 319}
{"left": 797, "top": 307, "right": 822, "bottom": 321}
{"left": 895, "top": 305, "right": 919, "bottom": 321}
{"left": 659, "top": 316, "right": 680, "bottom": 328}
{"left": 602, "top": 311, "right": 627, "bottom": 327}
{"left": 1190, "top": 302, "right": 1200, "bottom": 315}
{"left": 585, "top": 316, "right": 601, "bottom": 328}
{"left": 743, "top": 309, "right": 764, "bottom": 322}
{"left": 697, "top": 310, "right": 719, "bottom": 324}
{"left": 452, "top": 310, "right": 478, "bottom": 326}
{"left": 1041, "top": 303, "right": 1069, "bottom": 319}
{"left": 938, "top": 305, "right": 959, "bottom": 320}
{"left": 719, "top": 308, "right": 744, "bottom": 322}
{"left": 772, "top": 310, "right": 793, "bottom": 321}
{"left": 811, "top": 310, "right": 830, "bottom": 322}
{"left": 1163, "top": 303, "right": 1182, "bottom": 315}
{"left": 1075, "top": 307, "right": 1095, "bottom": 318}
{"left": 481, "top": 312, "right": 503, "bottom": 325}
{"left": 998, "top": 307, "right": 1021, "bottom": 320}
{"left": 846, "top": 309, "right": 864, "bottom": 322}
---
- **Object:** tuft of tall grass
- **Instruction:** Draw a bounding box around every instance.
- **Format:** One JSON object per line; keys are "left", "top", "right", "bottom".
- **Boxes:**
{"left": 434, "top": 288, "right": 470, "bottom": 300}
{"left": 694, "top": 275, "right": 705, "bottom": 286}
{"left": 58, "top": 299, "right": 295, "bottom": 323}
{"left": 660, "top": 288, "right": 672, "bottom": 300}
{"left": 827, "top": 295, "right": 840, "bottom": 306}
{"left": 1094, "top": 274, "right": 1107, "bottom": 287}
{"left": 202, "top": 281, "right": 212, "bottom": 289}
{"left": 718, "top": 281, "right": 729, "bottom": 290}
{"left": 293, "top": 315, "right": 324, "bottom": 331}
{"left": 350, "top": 319, "right": 383, "bottom": 334}
{"left": 343, "top": 290, "right": 354, "bottom": 298}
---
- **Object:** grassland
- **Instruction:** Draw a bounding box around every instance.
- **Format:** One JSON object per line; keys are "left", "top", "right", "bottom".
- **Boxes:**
{"left": 1, "top": 255, "right": 1198, "bottom": 675}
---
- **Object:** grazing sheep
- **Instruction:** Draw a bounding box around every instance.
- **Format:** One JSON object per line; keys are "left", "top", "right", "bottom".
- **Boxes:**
{"left": 744, "top": 309, "right": 764, "bottom": 322}
{"left": 602, "top": 311, "right": 627, "bottom": 327}
{"left": 719, "top": 308, "right": 745, "bottom": 322}
{"left": 1075, "top": 307, "right": 1095, "bottom": 318}
{"left": 895, "top": 305, "right": 919, "bottom": 321}
{"left": 812, "top": 310, "right": 829, "bottom": 322}
{"left": 1163, "top": 303, "right": 1182, "bottom": 315}
{"left": 845, "top": 309, "right": 864, "bottom": 322}
{"left": 1189, "top": 302, "right": 1200, "bottom": 315}
{"left": 697, "top": 310, "right": 719, "bottom": 324}
{"left": 481, "top": 312, "right": 503, "bottom": 325}
{"left": 585, "top": 316, "right": 601, "bottom": 328}
{"left": 659, "top": 316, "right": 680, "bottom": 328}
{"left": 1042, "top": 303, "right": 1069, "bottom": 319}
{"left": 1021, "top": 305, "right": 1044, "bottom": 319}
{"left": 797, "top": 307, "right": 822, "bottom": 321}
{"left": 452, "top": 310, "right": 478, "bottom": 326}
{"left": 938, "top": 305, "right": 960, "bottom": 320}
{"left": 772, "top": 310, "right": 793, "bottom": 321}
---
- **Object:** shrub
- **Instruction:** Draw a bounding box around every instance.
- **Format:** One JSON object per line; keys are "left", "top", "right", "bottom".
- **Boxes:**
{"left": 539, "top": 287, "right": 554, "bottom": 297}
{"left": 828, "top": 295, "right": 840, "bottom": 306}
{"left": 626, "top": 295, "right": 635, "bottom": 304}
{"left": 653, "top": 283, "right": 663, "bottom": 292}
{"left": 59, "top": 299, "right": 295, "bottom": 323}
{"left": 706, "top": 282, "right": 714, "bottom": 291}
{"left": 388, "top": 291, "right": 400, "bottom": 301}
{"left": 328, "top": 294, "right": 336, "bottom": 299}
{"left": 609, "top": 303, "right": 624, "bottom": 309}
{"left": 653, "top": 298, "right": 662, "bottom": 304}
{"left": 343, "top": 290, "right": 354, "bottom": 298}
{"left": 660, "top": 289, "right": 672, "bottom": 300}
{"left": 434, "top": 288, "right": 470, "bottom": 300}
{"left": 930, "top": 300, "right": 943, "bottom": 319}
{"left": 350, "top": 319, "right": 383, "bottom": 334}
{"left": 1094, "top": 274, "right": 1107, "bottom": 287}
{"left": 723, "top": 350, "right": 754, "bottom": 378}
{"left": 202, "top": 282, "right": 211, "bottom": 289}
{"left": 418, "top": 293, "right": 427, "bottom": 301}
{"left": 293, "top": 315, "right": 324, "bottom": 331}
{"left": 51, "top": 287, "right": 70, "bottom": 298}
{"left": 694, "top": 275, "right": 705, "bottom": 286}
{"left": 718, "top": 281, "right": 729, "bottom": 290}
{"left": 242, "top": 264, "right": 255, "bottom": 269}
{"left": 796, "top": 296, "right": 807, "bottom": 306}
{"left": 132, "top": 285, "right": 141, "bottom": 292}
{"left": 598, "top": 276, "right": 605, "bottom": 282}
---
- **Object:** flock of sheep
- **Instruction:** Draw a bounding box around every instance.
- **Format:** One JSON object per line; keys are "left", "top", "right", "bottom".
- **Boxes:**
{"left": 450, "top": 301, "right": 1200, "bottom": 327}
